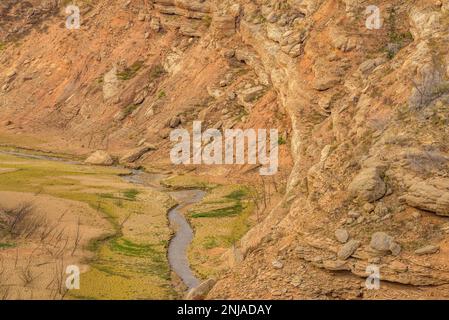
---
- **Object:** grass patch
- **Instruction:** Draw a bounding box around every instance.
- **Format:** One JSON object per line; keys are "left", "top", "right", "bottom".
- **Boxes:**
{"left": 123, "top": 189, "right": 139, "bottom": 200}
{"left": 225, "top": 189, "right": 247, "bottom": 201}
{"left": 157, "top": 90, "right": 166, "bottom": 99}
{"left": 278, "top": 136, "right": 287, "bottom": 145}
{"left": 110, "top": 238, "right": 157, "bottom": 257}
{"left": 149, "top": 64, "right": 166, "bottom": 81}
{"left": 123, "top": 104, "right": 139, "bottom": 117}
{"left": 0, "top": 151, "right": 175, "bottom": 299}
{"left": 161, "top": 175, "right": 218, "bottom": 190}
{"left": 117, "top": 61, "right": 144, "bottom": 80}
{"left": 190, "top": 203, "right": 243, "bottom": 218}
{"left": 187, "top": 185, "right": 253, "bottom": 278}
{"left": 0, "top": 242, "right": 16, "bottom": 249}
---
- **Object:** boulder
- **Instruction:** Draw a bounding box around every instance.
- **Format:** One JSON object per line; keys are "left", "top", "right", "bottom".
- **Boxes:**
{"left": 85, "top": 151, "right": 114, "bottom": 166}
{"left": 403, "top": 178, "right": 449, "bottom": 216}
{"left": 348, "top": 167, "right": 386, "bottom": 202}
{"left": 120, "top": 144, "right": 156, "bottom": 163}
{"left": 337, "top": 240, "right": 360, "bottom": 260}
{"left": 370, "top": 232, "right": 401, "bottom": 256}
{"left": 186, "top": 279, "right": 216, "bottom": 300}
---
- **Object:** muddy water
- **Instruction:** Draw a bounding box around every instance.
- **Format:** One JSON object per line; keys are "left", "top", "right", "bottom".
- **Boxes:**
{"left": 167, "top": 190, "right": 206, "bottom": 289}
{"left": 0, "top": 150, "right": 204, "bottom": 290}
{"left": 124, "top": 171, "right": 206, "bottom": 289}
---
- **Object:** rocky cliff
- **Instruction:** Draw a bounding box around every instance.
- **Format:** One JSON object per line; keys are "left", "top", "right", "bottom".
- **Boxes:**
{"left": 2, "top": 0, "right": 449, "bottom": 299}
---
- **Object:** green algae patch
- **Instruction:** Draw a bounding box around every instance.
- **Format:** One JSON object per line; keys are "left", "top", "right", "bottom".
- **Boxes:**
{"left": 0, "top": 151, "right": 176, "bottom": 299}
{"left": 186, "top": 185, "right": 254, "bottom": 279}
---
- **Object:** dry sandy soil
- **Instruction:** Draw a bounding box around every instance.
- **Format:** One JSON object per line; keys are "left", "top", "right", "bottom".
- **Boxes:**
{"left": 0, "top": 191, "right": 111, "bottom": 299}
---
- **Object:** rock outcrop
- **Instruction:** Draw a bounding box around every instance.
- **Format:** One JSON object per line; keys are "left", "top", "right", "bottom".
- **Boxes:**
{"left": 403, "top": 178, "right": 449, "bottom": 216}
{"left": 85, "top": 151, "right": 114, "bottom": 166}
{"left": 2, "top": 0, "right": 449, "bottom": 300}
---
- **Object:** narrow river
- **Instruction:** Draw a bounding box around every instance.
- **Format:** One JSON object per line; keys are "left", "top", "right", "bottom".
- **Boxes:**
{"left": 122, "top": 170, "right": 206, "bottom": 289}
{"left": 0, "top": 150, "right": 204, "bottom": 290}
{"left": 168, "top": 190, "right": 206, "bottom": 289}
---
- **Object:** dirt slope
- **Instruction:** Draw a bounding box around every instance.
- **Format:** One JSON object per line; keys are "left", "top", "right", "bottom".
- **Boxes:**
{"left": 2, "top": 0, "right": 449, "bottom": 299}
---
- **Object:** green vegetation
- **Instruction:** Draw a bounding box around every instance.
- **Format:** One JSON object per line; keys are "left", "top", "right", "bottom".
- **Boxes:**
{"left": 0, "top": 151, "right": 175, "bottom": 299}
{"left": 190, "top": 203, "right": 243, "bottom": 218}
{"left": 278, "top": 136, "right": 287, "bottom": 145}
{"left": 187, "top": 185, "right": 254, "bottom": 278}
{"left": 117, "top": 60, "right": 144, "bottom": 80}
{"left": 161, "top": 175, "right": 218, "bottom": 190}
{"left": 157, "top": 90, "right": 166, "bottom": 99}
{"left": 203, "top": 15, "right": 212, "bottom": 28}
{"left": 384, "top": 7, "right": 413, "bottom": 59}
{"left": 123, "top": 188, "right": 139, "bottom": 200}
{"left": 0, "top": 242, "right": 16, "bottom": 249}
{"left": 122, "top": 104, "right": 139, "bottom": 117}
{"left": 149, "top": 64, "right": 166, "bottom": 81}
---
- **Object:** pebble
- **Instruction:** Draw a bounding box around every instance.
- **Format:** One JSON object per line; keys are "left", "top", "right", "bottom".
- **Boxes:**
{"left": 335, "top": 229, "right": 350, "bottom": 243}
{"left": 415, "top": 245, "right": 440, "bottom": 256}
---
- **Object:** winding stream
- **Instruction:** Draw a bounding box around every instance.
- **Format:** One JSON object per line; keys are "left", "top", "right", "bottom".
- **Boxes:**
{"left": 123, "top": 170, "right": 206, "bottom": 289}
{"left": 167, "top": 190, "right": 206, "bottom": 289}
{"left": 0, "top": 149, "right": 204, "bottom": 290}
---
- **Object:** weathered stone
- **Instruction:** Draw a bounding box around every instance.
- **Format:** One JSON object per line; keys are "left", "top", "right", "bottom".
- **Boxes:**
{"left": 403, "top": 178, "right": 449, "bottom": 216}
{"left": 85, "top": 150, "right": 114, "bottom": 166}
{"left": 169, "top": 116, "right": 181, "bottom": 128}
{"left": 239, "top": 86, "right": 265, "bottom": 103}
{"left": 363, "top": 203, "right": 375, "bottom": 213}
{"left": 120, "top": 145, "right": 156, "bottom": 163}
{"left": 133, "top": 90, "right": 147, "bottom": 105}
{"left": 359, "top": 57, "right": 387, "bottom": 74}
{"left": 103, "top": 66, "right": 120, "bottom": 100}
{"left": 337, "top": 240, "right": 360, "bottom": 260}
{"left": 335, "top": 229, "right": 349, "bottom": 244}
{"left": 390, "top": 260, "right": 408, "bottom": 273}
{"left": 374, "top": 202, "right": 389, "bottom": 216}
{"left": 323, "top": 260, "right": 351, "bottom": 271}
{"left": 313, "top": 77, "right": 340, "bottom": 91}
{"left": 370, "top": 232, "right": 401, "bottom": 256}
{"left": 370, "top": 232, "right": 394, "bottom": 251}
{"left": 415, "top": 245, "right": 440, "bottom": 255}
{"left": 272, "top": 260, "right": 284, "bottom": 269}
{"left": 150, "top": 17, "right": 161, "bottom": 32}
{"left": 348, "top": 167, "right": 387, "bottom": 202}
{"left": 348, "top": 210, "right": 361, "bottom": 218}
{"left": 186, "top": 279, "right": 216, "bottom": 300}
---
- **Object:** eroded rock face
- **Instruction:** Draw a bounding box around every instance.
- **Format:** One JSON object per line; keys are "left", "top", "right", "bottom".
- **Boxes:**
{"left": 85, "top": 151, "right": 114, "bottom": 166}
{"left": 186, "top": 279, "right": 216, "bottom": 300}
{"left": 120, "top": 145, "right": 157, "bottom": 163}
{"left": 103, "top": 67, "right": 120, "bottom": 100}
{"left": 3, "top": 0, "right": 449, "bottom": 299}
{"left": 403, "top": 178, "right": 449, "bottom": 216}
